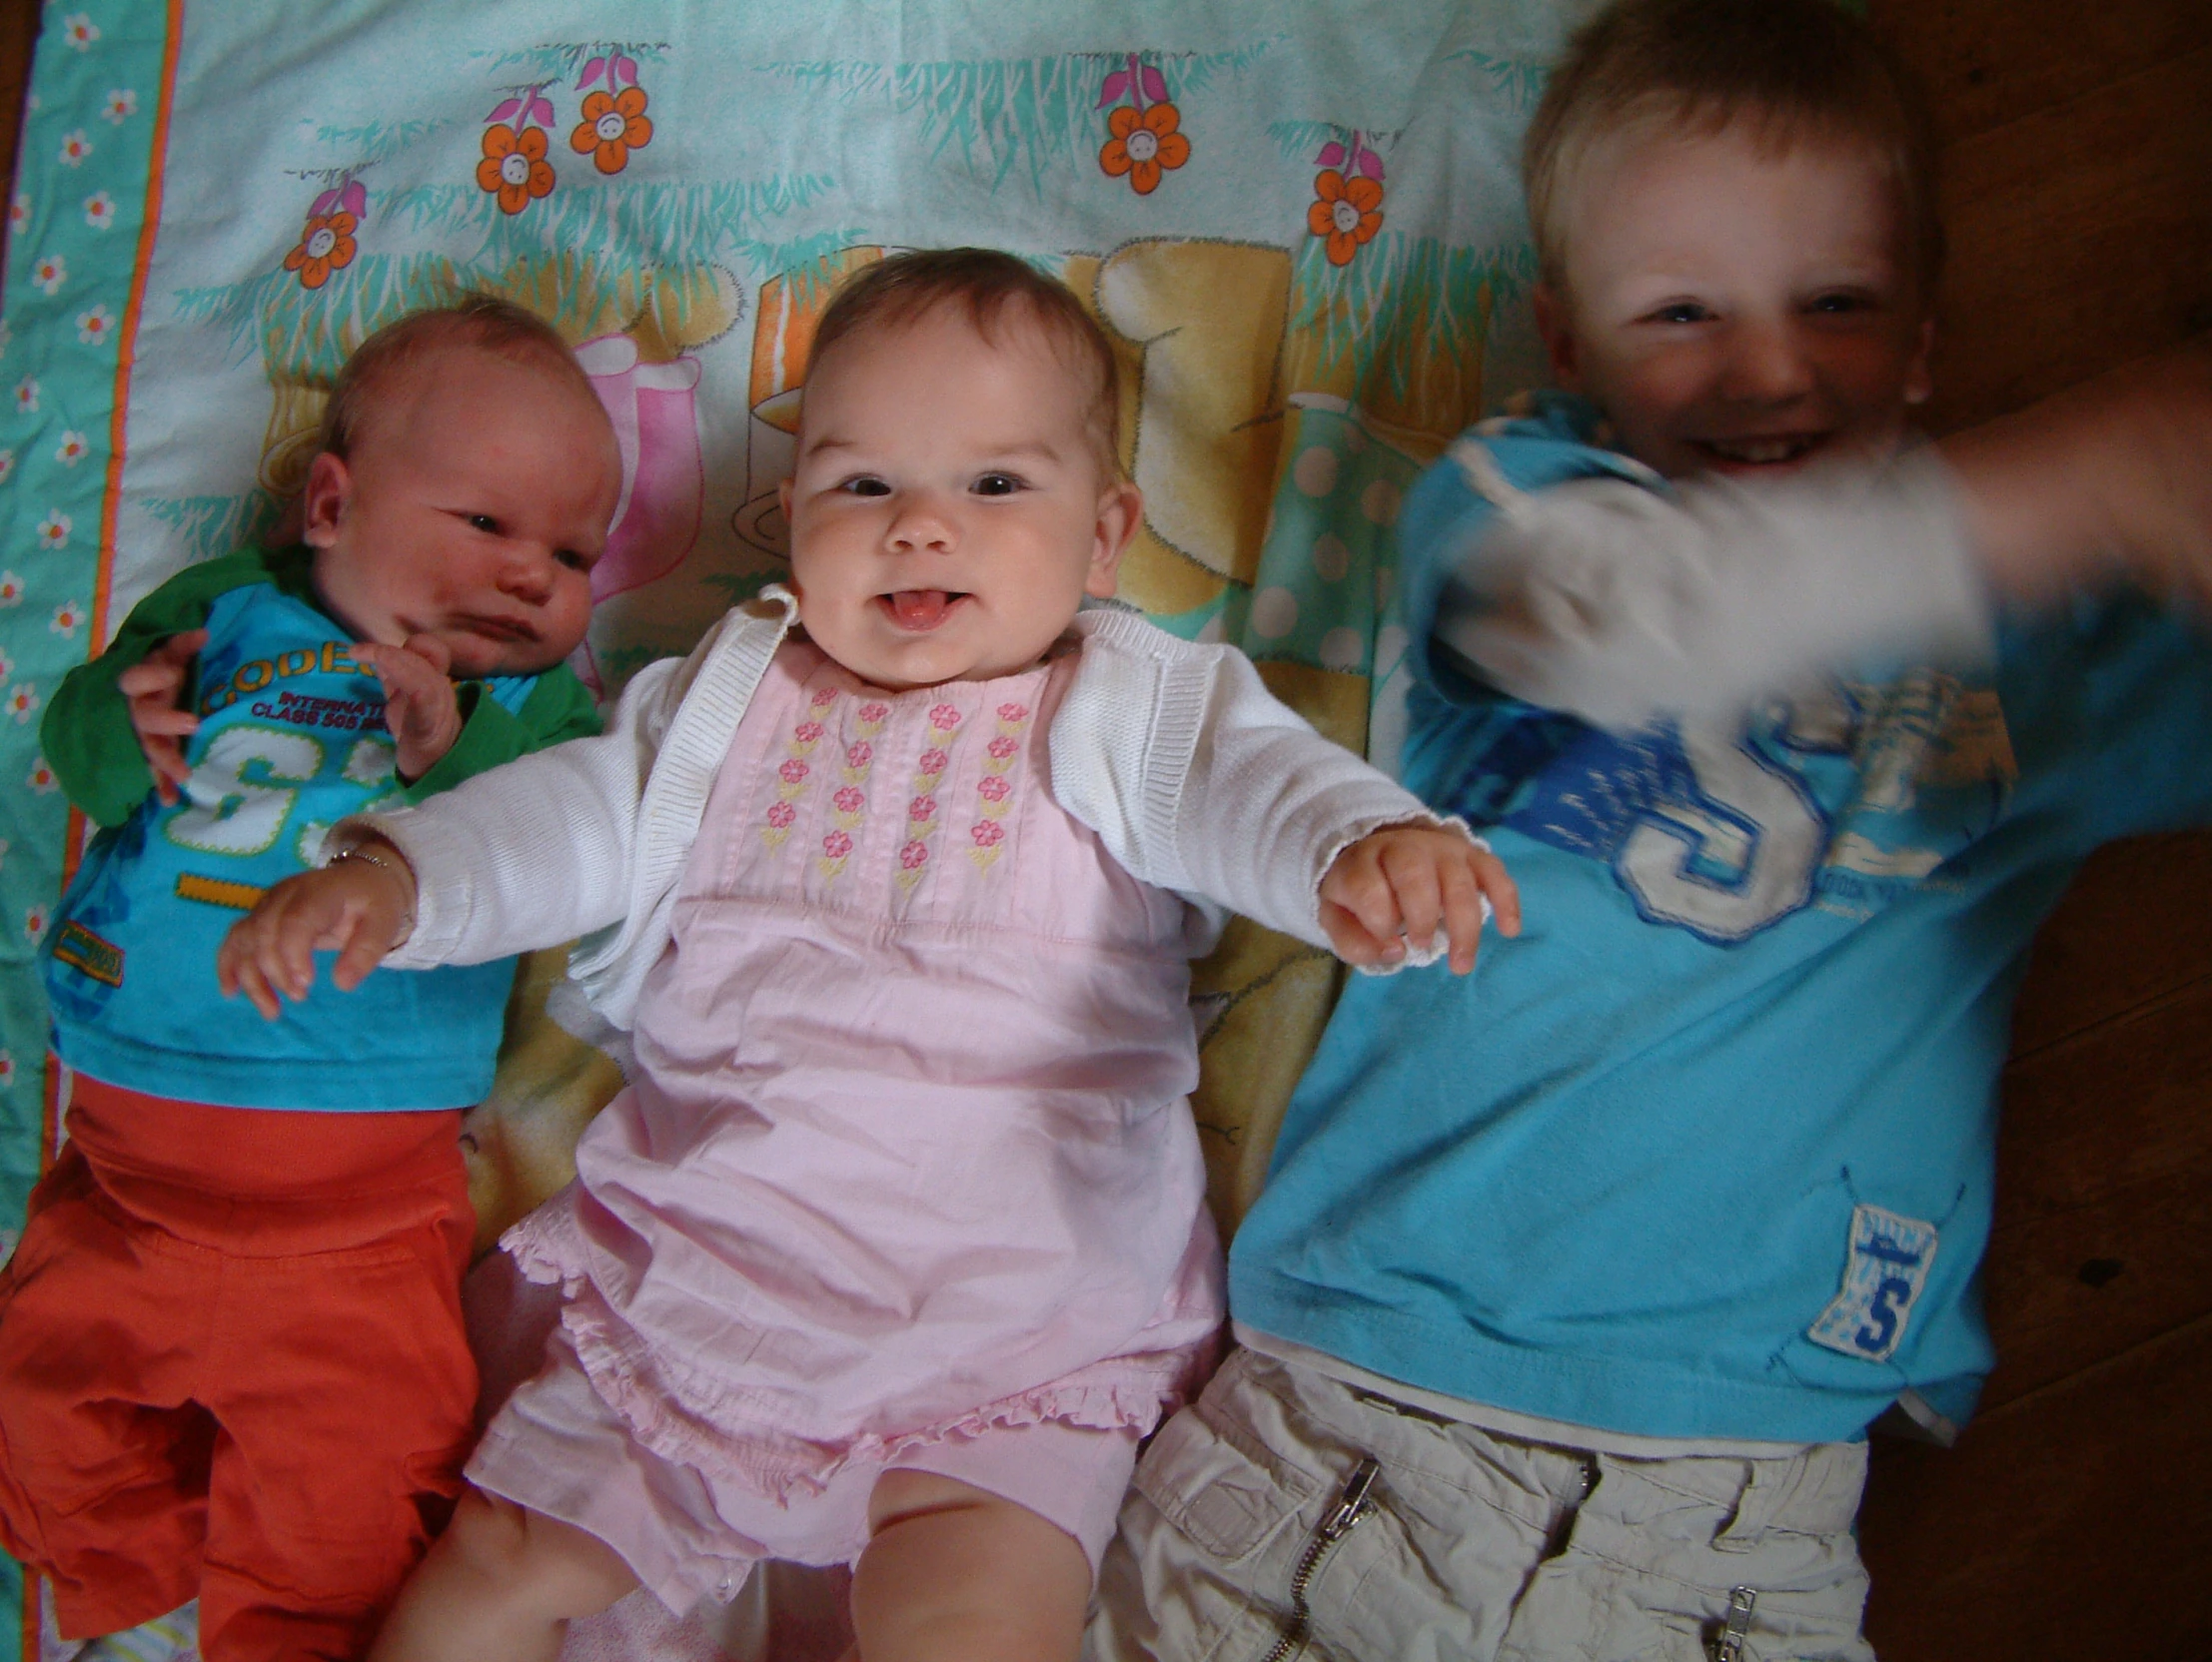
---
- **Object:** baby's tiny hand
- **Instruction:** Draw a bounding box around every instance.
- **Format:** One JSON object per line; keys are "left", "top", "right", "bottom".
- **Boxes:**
{"left": 353, "top": 636, "right": 463, "bottom": 782}
{"left": 218, "top": 841, "right": 417, "bottom": 1018}
{"left": 1319, "top": 824, "right": 1522, "bottom": 975}
{"left": 117, "top": 629, "right": 207, "bottom": 806}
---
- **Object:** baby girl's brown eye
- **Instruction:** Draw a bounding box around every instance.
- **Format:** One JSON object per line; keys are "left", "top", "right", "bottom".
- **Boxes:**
{"left": 973, "top": 473, "right": 1019, "bottom": 496}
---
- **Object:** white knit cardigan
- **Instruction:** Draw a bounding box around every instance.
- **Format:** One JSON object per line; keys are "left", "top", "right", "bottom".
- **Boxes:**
{"left": 352, "top": 587, "right": 1448, "bottom": 1031}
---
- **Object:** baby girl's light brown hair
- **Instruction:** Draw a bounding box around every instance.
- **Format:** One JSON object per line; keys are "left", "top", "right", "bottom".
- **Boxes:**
{"left": 1524, "top": 0, "right": 1942, "bottom": 300}
{"left": 808, "top": 248, "right": 1123, "bottom": 479}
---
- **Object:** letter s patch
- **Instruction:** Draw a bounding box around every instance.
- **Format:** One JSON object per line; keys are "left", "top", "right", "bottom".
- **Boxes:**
{"left": 1806, "top": 1205, "right": 1939, "bottom": 1364}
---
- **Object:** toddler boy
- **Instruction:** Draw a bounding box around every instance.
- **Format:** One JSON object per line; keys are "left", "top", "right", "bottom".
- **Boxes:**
{"left": 1092, "top": 2, "right": 2212, "bottom": 1657}
{"left": 0, "top": 298, "right": 618, "bottom": 1661}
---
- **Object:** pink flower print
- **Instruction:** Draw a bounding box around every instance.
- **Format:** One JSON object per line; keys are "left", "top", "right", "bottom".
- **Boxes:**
{"left": 766, "top": 802, "right": 796, "bottom": 829}
{"left": 793, "top": 720, "right": 825, "bottom": 745}
{"left": 811, "top": 686, "right": 838, "bottom": 708}
{"left": 970, "top": 820, "right": 1004, "bottom": 848}
{"left": 822, "top": 830, "right": 853, "bottom": 860}
{"left": 997, "top": 702, "right": 1030, "bottom": 722}
{"left": 846, "top": 741, "right": 873, "bottom": 768}
{"left": 986, "top": 734, "right": 1019, "bottom": 761}
{"left": 908, "top": 795, "right": 937, "bottom": 822}
{"left": 917, "top": 748, "right": 949, "bottom": 777}
{"left": 779, "top": 758, "right": 810, "bottom": 785}
{"left": 929, "top": 703, "right": 962, "bottom": 730}
{"left": 833, "top": 786, "right": 865, "bottom": 814}
{"left": 859, "top": 702, "right": 889, "bottom": 724}
{"left": 977, "top": 774, "right": 1010, "bottom": 803}
{"left": 900, "top": 839, "right": 930, "bottom": 870}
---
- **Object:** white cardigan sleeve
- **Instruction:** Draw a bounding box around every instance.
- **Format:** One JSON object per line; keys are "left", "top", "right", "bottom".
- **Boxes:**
{"left": 343, "top": 597, "right": 787, "bottom": 978}
{"left": 1436, "top": 449, "right": 1995, "bottom": 732}
{"left": 1051, "top": 611, "right": 1459, "bottom": 950}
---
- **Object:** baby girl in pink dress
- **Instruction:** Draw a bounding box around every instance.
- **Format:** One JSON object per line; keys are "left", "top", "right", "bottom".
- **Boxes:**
{"left": 224, "top": 250, "right": 1519, "bottom": 1662}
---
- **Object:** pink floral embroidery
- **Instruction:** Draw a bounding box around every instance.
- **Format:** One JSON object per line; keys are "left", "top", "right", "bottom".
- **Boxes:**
{"left": 766, "top": 802, "right": 795, "bottom": 829}
{"left": 929, "top": 703, "right": 962, "bottom": 730}
{"left": 779, "top": 758, "right": 809, "bottom": 785}
{"left": 997, "top": 702, "right": 1030, "bottom": 722}
{"left": 859, "top": 702, "right": 889, "bottom": 724}
{"left": 811, "top": 686, "right": 838, "bottom": 709}
{"left": 977, "top": 775, "right": 1010, "bottom": 803}
{"left": 900, "top": 840, "right": 930, "bottom": 871}
{"left": 971, "top": 820, "right": 1004, "bottom": 848}
{"left": 909, "top": 795, "right": 937, "bottom": 822}
{"left": 834, "top": 785, "right": 865, "bottom": 813}
{"left": 846, "top": 741, "right": 873, "bottom": 768}
{"left": 822, "top": 830, "right": 853, "bottom": 859}
{"left": 918, "top": 748, "right": 949, "bottom": 776}
{"left": 794, "top": 720, "right": 825, "bottom": 745}
{"left": 987, "top": 734, "right": 1018, "bottom": 761}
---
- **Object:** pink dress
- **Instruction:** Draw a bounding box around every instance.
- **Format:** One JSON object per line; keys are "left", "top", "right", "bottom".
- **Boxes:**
{"left": 506, "top": 638, "right": 1224, "bottom": 1513}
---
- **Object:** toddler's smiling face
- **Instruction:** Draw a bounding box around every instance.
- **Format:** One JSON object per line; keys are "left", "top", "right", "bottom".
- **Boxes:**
{"left": 1538, "top": 118, "right": 1934, "bottom": 480}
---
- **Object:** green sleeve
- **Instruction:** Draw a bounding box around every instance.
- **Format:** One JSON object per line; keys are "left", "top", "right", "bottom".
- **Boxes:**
{"left": 402, "top": 662, "right": 601, "bottom": 801}
{"left": 40, "top": 547, "right": 290, "bottom": 828}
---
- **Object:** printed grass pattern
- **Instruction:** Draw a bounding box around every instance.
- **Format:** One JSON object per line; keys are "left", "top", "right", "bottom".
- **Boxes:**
{"left": 762, "top": 42, "right": 1277, "bottom": 196}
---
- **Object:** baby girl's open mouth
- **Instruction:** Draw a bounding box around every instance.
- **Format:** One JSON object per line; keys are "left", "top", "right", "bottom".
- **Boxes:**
{"left": 1691, "top": 432, "right": 1827, "bottom": 470}
{"left": 881, "top": 590, "right": 969, "bottom": 631}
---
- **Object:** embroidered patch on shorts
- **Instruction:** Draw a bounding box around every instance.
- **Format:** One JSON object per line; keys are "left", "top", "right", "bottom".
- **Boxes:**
{"left": 1806, "top": 1204, "right": 1938, "bottom": 1363}
{"left": 51, "top": 919, "right": 123, "bottom": 987}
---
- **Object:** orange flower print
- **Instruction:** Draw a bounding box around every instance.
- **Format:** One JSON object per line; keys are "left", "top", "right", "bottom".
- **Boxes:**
{"left": 570, "top": 87, "right": 652, "bottom": 176}
{"left": 1099, "top": 102, "right": 1190, "bottom": 196}
{"left": 282, "top": 212, "right": 358, "bottom": 290}
{"left": 478, "top": 124, "right": 554, "bottom": 214}
{"left": 1309, "top": 169, "right": 1384, "bottom": 266}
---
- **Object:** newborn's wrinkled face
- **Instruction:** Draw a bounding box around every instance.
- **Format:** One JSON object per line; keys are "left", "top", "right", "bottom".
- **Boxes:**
{"left": 1540, "top": 120, "right": 1933, "bottom": 480}
{"left": 781, "top": 304, "right": 1135, "bottom": 691}
{"left": 307, "top": 346, "right": 618, "bottom": 677}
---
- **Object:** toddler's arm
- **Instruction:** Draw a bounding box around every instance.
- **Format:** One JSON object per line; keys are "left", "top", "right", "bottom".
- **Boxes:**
{"left": 1319, "top": 824, "right": 1521, "bottom": 973}
{"left": 1436, "top": 347, "right": 2212, "bottom": 730}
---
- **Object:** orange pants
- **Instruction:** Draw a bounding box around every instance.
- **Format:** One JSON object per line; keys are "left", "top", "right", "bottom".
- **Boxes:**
{"left": 0, "top": 1079, "right": 478, "bottom": 1662}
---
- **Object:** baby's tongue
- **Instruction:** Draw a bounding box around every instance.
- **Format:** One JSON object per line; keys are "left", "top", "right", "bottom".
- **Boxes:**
{"left": 890, "top": 590, "right": 952, "bottom": 629}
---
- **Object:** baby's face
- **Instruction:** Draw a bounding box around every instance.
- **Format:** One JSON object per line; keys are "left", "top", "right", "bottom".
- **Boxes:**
{"left": 781, "top": 304, "right": 1139, "bottom": 691}
{"left": 1539, "top": 120, "right": 1933, "bottom": 480}
{"left": 306, "top": 346, "right": 618, "bottom": 677}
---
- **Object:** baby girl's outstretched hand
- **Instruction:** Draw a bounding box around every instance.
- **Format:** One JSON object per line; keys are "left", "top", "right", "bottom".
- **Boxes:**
{"left": 1320, "top": 825, "right": 1521, "bottom": 975}
{"left": 351, "top": 635, "right": 463, "bottom": 782}
{"left": 218, "top": 840, "right": 417, "bottom": 1018}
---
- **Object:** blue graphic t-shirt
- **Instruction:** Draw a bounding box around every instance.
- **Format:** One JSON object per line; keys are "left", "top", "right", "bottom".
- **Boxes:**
{"left": 44, "top": 552, "right": 584, "bottom": 1111}
{"left": 1229, "top": 401, "right": 2212, "bottom": 1444}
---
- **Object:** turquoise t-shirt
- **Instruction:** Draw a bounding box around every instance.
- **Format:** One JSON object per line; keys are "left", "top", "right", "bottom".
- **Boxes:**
{"left": 43, "top": 547, "right": 597, "bottom": 1111}
{"left": 1229, "top": 401, "right": 2212, "bottom": 1443}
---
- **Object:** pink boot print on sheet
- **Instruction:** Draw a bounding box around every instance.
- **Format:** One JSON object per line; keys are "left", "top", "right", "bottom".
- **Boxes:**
{"left": 572, "top": 334, "right": 707, "bottom": 694}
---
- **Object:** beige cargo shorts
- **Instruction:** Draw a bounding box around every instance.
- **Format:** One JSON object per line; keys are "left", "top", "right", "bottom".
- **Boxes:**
{"left": 1086, "top": 1347, "right": 1877, "bottom": 1662}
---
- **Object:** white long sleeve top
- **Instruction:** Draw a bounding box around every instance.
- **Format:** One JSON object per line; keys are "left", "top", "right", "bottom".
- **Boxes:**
{"left": 352, "top": 586, "right": 1447, "bottom": 1028}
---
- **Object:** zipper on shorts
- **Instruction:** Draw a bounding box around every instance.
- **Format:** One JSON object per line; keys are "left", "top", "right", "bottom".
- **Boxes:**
{"left": 1259, "top": 1455, "right": 1382, "bottom": 1662}
{"left": 1707, "top": 1585, "right": 1757, "bottom": 1662}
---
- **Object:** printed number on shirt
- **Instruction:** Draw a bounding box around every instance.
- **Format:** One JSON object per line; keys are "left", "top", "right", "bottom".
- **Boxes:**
{"left": 164, "top": 728, "right": 394, "bottom": 860}
{"left": 1614, "top": 720, "right": 1824, "bottom": 944}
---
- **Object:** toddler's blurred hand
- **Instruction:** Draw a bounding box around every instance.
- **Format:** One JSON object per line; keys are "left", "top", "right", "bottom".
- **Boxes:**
{"left": 1320, "top": 824, "right": 1521, "bottom": 975}
{"left": 117, "top": 629, "right": 207, "bottom": 806}
{"left": 218, "top": 840, "right": 417, "bottom": 1018}
{"left": 353, "top": 635, "right": 463, "bottom": 782}
{"left": 1948, "top": 343, "right": 2212, "bottom": 608}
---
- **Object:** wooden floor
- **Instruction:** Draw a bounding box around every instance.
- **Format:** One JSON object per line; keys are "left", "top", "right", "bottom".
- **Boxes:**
{"left": 4, "top": 0, "right": 2211, "bottom": 1655}
{"left": 1856, "top": 4, "right": 2212, "bottom": 1656}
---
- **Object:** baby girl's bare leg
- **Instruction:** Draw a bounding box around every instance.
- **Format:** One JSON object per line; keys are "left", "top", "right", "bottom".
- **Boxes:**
{"left": 368, "top": 1486, "right": 638, "bottom": 1662}
{"left": 846, "top": 1470, "right": 1090, "bottom": 1662}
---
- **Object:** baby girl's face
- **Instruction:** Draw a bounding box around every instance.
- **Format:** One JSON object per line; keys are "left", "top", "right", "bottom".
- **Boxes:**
{"left": 1538, "top": 119, "right": 1934, "bottom": 480}
{"left": 781, "top": 304, "right": 1140, "bottom": 691}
